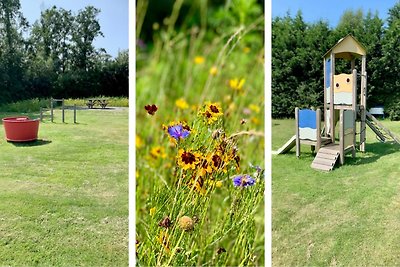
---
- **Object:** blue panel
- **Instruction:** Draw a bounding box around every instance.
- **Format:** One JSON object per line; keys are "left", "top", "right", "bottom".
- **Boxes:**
{"left": 299, "top": 109, "right": 317, "bottom": 129}
{"left": 325, "top": 58, "right": 331, "bottom": 88}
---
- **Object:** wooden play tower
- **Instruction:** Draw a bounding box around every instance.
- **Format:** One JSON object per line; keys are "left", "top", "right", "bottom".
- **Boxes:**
{"left": 274, "top": 34, "right": 399, "bottom": 171}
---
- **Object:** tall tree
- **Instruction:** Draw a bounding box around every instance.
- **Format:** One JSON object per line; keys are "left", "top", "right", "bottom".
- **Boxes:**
{"left": 0, "top": 0, "right": 28, "bottom": 103}
{"left": 381, "top": 2, "right": 400, "bottom": 119}
{"left": 71, "top": 6, "right": 103, "bottom": 71}
{"left": 29, "top": 6, "right": 73, "bottom": 73}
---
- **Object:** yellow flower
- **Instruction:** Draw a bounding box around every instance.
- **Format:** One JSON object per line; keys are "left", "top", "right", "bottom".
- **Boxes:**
{"left": 177, "top": 149, "right": 201, "bottom": 170}
{"left": 249, "top": 104, "right": 261, "bottom": 114}
{"left": 150, "top": 207, "right": 156, "bottom": 217}
{"left": 201, "top": 102, "right": 224, "bottom": 124}
{"left": 198, "top": 154, "right": 213, "bottom": 177}
{"left": 175, "top": 98, "right": 189, "bottom": 109}
{"left": 251, "top": 117, "right": 261, "bottom": 125}
{"left": 215, "top": 180, "right": 223, "bottom": 188}
{"left": 243, "top": 46, "right": 251, "bottom": 53}
{"left": 187, "top": 176, "right": 206, "bottom": 195}
{"left": 194, "top": 56, "right": 205, "bottom": 64}
{"left": 150, "top": 146, "right": 167, "bottom": 159}
{"left": 157, "top": 230, "right": 170, "bottom": 253}
{"left": 136, "top": 135, "right": 143, "bottom": 148}
{"left": 136, "top": 171, "right": 139, "bottom": 178}
{"left": 209, "top": 66, "right": 218, "bottom": 76}
{"left": 229, "top": 78, "right": 245, "bottom": 91}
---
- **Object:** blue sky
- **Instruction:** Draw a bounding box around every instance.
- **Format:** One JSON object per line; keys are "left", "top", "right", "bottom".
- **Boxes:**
{"left": 272, "top": 0, "right": 399, "bottom": 26}
{"left": 20, "top": 0, "right": 128, "bottom": 58}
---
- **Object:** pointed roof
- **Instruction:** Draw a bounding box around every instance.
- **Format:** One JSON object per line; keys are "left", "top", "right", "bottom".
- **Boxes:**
{"left": 323, "top": 34, "right": 366, "bottom": 60}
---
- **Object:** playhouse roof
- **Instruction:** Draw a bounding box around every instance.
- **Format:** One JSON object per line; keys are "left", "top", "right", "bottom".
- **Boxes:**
{"left": 323, "top": 34, "right": 366, "bottom": 60}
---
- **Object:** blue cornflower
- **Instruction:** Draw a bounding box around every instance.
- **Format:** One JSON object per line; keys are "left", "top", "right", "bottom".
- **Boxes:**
{"left": 232, "top": 174, "right": 256, "bottom": 187}
{"left": 250, "top": 163, "right": 263, "bottom": 173}
{"left": 168, "top": 124, "right": 190, "bottom": 140}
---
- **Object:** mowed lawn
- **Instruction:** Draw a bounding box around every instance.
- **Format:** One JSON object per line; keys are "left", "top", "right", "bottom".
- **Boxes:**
{"left": 272, "top": 118, "right": 400, "bottom": 266}
{"left": 0, "top": 108, "right": 128, "bottom": 266}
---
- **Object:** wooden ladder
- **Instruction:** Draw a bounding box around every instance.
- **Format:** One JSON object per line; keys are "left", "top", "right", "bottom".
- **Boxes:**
{"left": 311, "top": 146, "right": 340, "bottom": 171}
{"left": 365, "top": 112, "right": 400, "bottom": 144}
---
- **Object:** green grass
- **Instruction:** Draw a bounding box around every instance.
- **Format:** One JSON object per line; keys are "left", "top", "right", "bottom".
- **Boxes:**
{"left": 136, "top": 11, "right": 265, "bottom": 266}
{"left": 0, "top": 107, "right": 128, "bottom": 266}
{"left": 272, "top": 118, "right": 400, "bottom": 266}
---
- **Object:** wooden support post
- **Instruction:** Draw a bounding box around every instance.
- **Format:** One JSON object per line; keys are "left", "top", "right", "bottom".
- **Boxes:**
{"left": 352, "top": 69, "right": 357, "bottom": 158}
{"left": 360, "top": 54, "right": 367, "bottom": 152}
{"left": 62, "top": 99, "right": 65, "bottom": 123}
{"left": 40, "top": 107, "right": 43, "bottom": 122}
{"left": 295, "top": 107, "right": 300, "bottom": 158}
{"left": 339, "top": 109, "right": 345, "bottom": 165}
{"left": 323, "top": 58, "right": 327, "bottom": 136}
{"left": 316, "top": 109, "right": 321, "bottom": 152}
{"left": 50, "top": 98, "right": 54, "bottom": 123}
{"left": 330, "top": 53, "right": 335, "bottom": 143}
{"left": 74, "top": 104, "right": 77, "bottom": 124}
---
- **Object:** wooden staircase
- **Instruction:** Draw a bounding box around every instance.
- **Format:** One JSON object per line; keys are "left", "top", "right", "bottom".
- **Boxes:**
{"left": 311, "top": 145, "right": 340, "bottom": 171}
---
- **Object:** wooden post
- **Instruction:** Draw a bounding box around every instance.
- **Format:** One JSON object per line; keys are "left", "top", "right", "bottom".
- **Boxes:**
{"left": 73, "top": 104, "right": 75, "bottom": 123}
{"left": 330, "top": 53, "right": 335, "bottom": 143}
{"left": 352, "top": 69, "right": 357, "bottom": 158}
{"left": 50, "top": 98, "right": 54, "bottom": 123}
{"left": 62, "top": 99, "right": 65, "bottom": 123}
{"left": 295, "top": 107, "right": 300, "bottom": 158}
{"left": 360, "top": 55, "right": 367, "bottom": 152}
{"left": 339, "top": 109, "right": 344, "bottom": 165}
{"left": 323, "top": 58, "right": 327, "bottom": 136}
{"left": 316, "top": 109, "right": 321, "bottom": 152}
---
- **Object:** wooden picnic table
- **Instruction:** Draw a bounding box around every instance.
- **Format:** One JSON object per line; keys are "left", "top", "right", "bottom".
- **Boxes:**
{"left": 86, "top": 99, "right": 109, "bottom": 109}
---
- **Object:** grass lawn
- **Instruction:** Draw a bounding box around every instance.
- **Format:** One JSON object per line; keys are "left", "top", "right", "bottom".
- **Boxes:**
{"left": 272, "top": 118, "right": 400, "bottom": 266}
{"left": 0, "top": 107, "right": 128, "bottom": 266}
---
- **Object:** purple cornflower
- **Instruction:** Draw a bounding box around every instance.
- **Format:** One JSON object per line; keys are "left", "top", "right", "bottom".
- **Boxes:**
{"left": 168, "top": 124, "right": 190, "bottom": 140}
{"left": 232, "top": 174, "right": 256, "bottom": 187}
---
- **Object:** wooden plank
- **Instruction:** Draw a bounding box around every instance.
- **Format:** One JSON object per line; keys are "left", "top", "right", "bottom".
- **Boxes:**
{"left": 319, "top": 144, "right": 340, "bottom": 153}
{"left": 317, "top": 152, "right": 339, "bottom": 161}
{"left": 311, "top": 162, "right": 333, "bottom": 171}
{"left": 295, "top": 107, "right": 300, "bottom": 157}
{"left": 339, "top": 109, "right": 345, "bottom": 165}
{"left": 313, "top": 157, "right": 335, "bottom": 166}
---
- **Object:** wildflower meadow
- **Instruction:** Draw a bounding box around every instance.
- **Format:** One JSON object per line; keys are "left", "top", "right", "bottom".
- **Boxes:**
{"left": 136, "top": 0, "right": 265, "bottom": 265}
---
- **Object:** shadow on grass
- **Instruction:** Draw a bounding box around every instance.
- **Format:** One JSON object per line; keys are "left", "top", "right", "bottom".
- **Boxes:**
{"left": 9, "top": 139, "right": 52, "bottom": 147}
{"left": 343, "top": 142, "right": 400, "bottom": 167}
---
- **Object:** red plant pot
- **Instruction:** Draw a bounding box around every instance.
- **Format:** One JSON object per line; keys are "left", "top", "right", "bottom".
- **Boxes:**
{"left": 2, "top": 117, "right": 40, "bottom": 142}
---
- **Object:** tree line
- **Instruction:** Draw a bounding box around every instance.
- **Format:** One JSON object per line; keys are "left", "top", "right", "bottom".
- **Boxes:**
{"left": 0, "top": 0, "right": 128, "bottom": 106}
{"left": 272, "top": 2, "right": 400, "bottom": 120}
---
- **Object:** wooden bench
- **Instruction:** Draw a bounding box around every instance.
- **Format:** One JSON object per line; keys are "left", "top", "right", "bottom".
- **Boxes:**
{"left": 86, "top": 99, "right": 109, "bottom": 109}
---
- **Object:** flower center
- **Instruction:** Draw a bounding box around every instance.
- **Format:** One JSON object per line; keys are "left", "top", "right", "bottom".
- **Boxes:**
{"left": 212, "top": 154, "right": 222, "bottom": 168}
{"left": 210, "top": 105, "right": 219, "bottom": 113}
{"left": 181, "top": 152, "right": 196, "bottom": 164}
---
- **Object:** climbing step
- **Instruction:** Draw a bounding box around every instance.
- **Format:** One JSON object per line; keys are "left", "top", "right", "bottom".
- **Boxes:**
{"left": 365, "top": 119, "right": 386, "bottom": 142}
{"left": 311, "top": 145, "right": 340, "bottom": 171}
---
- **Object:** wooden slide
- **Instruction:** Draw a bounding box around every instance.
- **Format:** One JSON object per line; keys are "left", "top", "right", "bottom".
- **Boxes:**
{"left": 272, "top": 135, "right": 296, "bottom": 155}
